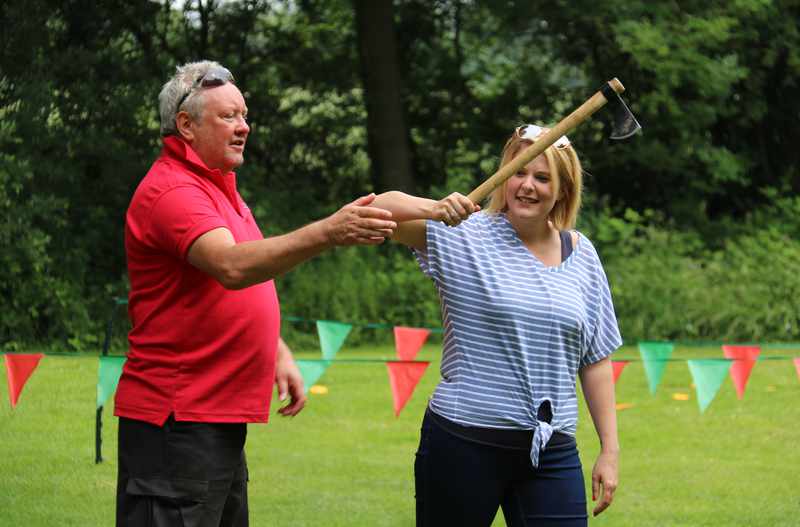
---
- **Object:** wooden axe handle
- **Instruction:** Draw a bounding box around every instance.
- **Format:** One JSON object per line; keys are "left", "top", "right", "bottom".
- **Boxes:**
{"left": 466, "top": 78, "right": 625, "bottom": 204}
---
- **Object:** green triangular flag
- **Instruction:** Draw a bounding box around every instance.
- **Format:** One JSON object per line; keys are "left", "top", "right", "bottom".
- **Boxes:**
{"left": 687, "top": 359, "right": 732, "bottom": 413}
{"left": 296, "top": 360, "right": 332, "bottom": 393}
{"left": 638, "top": 341, "right": 674, "bottom": 395}
{"left": 97, "top": 356, "right": 126, "bottom": 409}
{"left": 316, "top": 320, "right": 352, "bottom": 360}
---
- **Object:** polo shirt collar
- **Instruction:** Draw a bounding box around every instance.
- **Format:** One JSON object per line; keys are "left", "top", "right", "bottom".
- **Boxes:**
{"left": 162, "top": 136, "right": 242, "bottom": 214}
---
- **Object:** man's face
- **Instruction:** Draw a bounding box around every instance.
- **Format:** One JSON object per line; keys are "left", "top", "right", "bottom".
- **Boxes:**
{"left": 184, "top": 83, "right": 250, "bottom": 173}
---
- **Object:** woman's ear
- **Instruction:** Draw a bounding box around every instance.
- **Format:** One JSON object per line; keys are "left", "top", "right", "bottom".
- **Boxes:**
{"left": 558, "top": 181, "right": 569, "bottom": 201}
{"left": 175, "top": 111, "right": 194, "bottom": 142}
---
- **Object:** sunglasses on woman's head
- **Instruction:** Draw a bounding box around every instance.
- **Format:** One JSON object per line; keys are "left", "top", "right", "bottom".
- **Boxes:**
{"left": 176, "top": 66, "right": 235, "bottom": 111}
{"left": 515, "top": 124, "right": 571, "bottom": 149}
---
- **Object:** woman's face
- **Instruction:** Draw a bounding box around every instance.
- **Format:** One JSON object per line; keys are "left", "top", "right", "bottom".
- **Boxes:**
{"left": 504, "top": 151, "right": 558, "bottom": 224}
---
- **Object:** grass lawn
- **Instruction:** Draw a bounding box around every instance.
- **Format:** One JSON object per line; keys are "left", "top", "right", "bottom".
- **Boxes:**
{"left": 1, "top": 344, "right": 799, "bottom": 526}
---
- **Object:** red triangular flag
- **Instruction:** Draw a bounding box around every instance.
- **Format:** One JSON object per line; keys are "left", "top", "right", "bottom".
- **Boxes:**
{"left": 721, "top": 345, "right": 760, "bottom": 399}
{"left": 793, "top": 358, "right": 800, "bottom": 381}
{"left": 393, "top": 327, "right": 431, "bottom": 361}
{"left": 4, "top": 354, "right": 44, "bottom": 408}
{"left": 386, "top": 361, "right": 429, "bottom": 417}
{"left": 612, "top": 360, "right": 629, "bottom": 384}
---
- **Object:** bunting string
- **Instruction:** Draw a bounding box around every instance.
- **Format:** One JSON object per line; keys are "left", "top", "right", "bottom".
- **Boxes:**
{"left": 2, "top": 334, "right": 799, "bottom": 469}
{"left": 2, "top": 316, "right": 799, "bottom": 416}
{"left": 295, "top": 359, "right": 429, "bottom": 363}
{"left": 3, "top": 300, "right": 797, "bottom": 464}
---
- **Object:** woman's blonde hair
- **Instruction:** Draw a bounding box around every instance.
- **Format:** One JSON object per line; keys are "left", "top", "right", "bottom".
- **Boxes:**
{"left": 484, "top": 128, "right": 583, "bottom": 229}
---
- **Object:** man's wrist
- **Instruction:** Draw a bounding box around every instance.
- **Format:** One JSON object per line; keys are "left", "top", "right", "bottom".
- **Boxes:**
{"left": 309, "top": 218, "right": 335, "bottom": 249}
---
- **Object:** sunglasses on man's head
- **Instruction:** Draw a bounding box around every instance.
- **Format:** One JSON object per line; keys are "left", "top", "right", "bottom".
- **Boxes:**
{"left": 176, "top": 66, "right": 235, "bottom": 111}
{"left": 515, "top": 124, "right": 571, "bottom": 149}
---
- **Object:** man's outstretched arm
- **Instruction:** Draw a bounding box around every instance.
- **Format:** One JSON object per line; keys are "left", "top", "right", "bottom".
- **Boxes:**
{"left": 188, "top": 194, "right": 396, "bottom": 289}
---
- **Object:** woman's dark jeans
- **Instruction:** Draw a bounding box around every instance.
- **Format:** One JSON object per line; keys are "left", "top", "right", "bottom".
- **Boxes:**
{"left": 415, "top": 411, "right": 588, "bottom": 527}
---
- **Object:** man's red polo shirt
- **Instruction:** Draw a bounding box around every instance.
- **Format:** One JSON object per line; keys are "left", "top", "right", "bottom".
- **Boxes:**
{"left": 115, "top": 136, "right": 280, "bottom": 426}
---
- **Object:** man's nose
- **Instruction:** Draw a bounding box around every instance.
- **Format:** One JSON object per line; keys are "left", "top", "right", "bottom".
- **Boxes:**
{"left": 236, "top": 117, "right": 250, "bottom": 134}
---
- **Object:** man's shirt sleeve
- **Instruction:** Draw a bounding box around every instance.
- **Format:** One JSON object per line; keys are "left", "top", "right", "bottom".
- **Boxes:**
{"left": 145, "top": 185, "right": 229, "bottom": 260}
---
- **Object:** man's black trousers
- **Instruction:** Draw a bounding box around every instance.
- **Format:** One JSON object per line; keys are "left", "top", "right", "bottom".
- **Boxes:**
{"left": 116, "top": 416, "right": 249, "bottom": 527}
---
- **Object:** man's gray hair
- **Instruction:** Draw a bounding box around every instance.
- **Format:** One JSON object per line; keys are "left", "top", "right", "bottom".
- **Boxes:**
{"left": 158, "top": 60, "right": 230, "bottom": 137}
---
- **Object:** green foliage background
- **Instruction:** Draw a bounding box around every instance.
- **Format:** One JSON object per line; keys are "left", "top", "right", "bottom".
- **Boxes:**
{"left": 2, "top": 0, "right": 799, "bottom": 349}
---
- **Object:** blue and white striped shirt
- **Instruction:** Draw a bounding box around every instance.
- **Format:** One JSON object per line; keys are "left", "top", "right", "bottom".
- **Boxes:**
{"left": 415, "top": 212, "right": 622, "bottom": 466}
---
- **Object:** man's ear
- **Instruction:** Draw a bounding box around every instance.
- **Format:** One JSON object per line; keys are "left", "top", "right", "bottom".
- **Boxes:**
{"left": 175, "top": 110, "right": 195, "bottom": 142}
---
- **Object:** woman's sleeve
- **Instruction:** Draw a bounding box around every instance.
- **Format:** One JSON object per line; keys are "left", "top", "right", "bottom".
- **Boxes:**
{"left": 581, "top": 254, "right": 623, "bottom": 367}
{"left": 413, "top": 217, "right": 473, "bottom": 285}
{"left": 413, "top": 220, "right": 444, "bottom": 283}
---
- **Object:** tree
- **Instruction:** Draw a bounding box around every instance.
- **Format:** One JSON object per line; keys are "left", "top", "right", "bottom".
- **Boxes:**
{"left": 353, "top": 0, "right": 416, "bottom": 192}
{"left": 533, "top": 0, "right": 800, "bottom": 223}
{"left": 3, "top": 0, "right": 799, "bottom": 346}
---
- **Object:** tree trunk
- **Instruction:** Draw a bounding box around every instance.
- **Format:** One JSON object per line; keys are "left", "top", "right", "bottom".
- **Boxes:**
{"left": 353, "top": 0, "right": 416, "bottom": 193}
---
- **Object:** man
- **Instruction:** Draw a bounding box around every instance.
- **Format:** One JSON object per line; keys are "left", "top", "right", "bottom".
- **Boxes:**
{"left": 115, "top": 60, "right": 396, "bottom": 526}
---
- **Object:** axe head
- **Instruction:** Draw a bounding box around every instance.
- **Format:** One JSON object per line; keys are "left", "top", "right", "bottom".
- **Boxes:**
{"left": 601, "top": 83, "right": 642, "bottom": 140}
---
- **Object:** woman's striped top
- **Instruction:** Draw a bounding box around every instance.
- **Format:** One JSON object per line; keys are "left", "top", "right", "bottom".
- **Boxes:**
{"left": 415, "top": 212, "right": 622, "bottom": 466}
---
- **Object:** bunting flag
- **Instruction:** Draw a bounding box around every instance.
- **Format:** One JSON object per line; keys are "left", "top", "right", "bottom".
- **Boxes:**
{"left": 638, "top": 341, "right": 674, "bottom": 395}
{"left": 97, "top": 356, "right": 126, "bottom": 409}
{"left": 721, "top": 345, "right": 761, "bottom": 400}
{"left": 296, "top": 360, "right": 332, "bottom": 393}
{"left": 611, "top": 360, "right": 629, "bottom": 384}
{"left": 393, "top": 327, "right": 431, "bottom": 361}
{"left": 316, "top": 320, "right": 353, "bottom": 360}
{"left": 386, "top": 362, "right": 430, "bottom": 417}
{"left": 687, "top": 359, "right": 732, "bottom": 413}
{"left": 794, "top": 358, "right": 800, "bottom": 381}
{"left": 4, "top": 353, "right": 44, "bottom": 408}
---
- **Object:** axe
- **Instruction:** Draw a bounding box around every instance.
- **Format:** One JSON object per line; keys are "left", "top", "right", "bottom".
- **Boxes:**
{"left": 466, "top": 78, "right": 641, "bottom": 204}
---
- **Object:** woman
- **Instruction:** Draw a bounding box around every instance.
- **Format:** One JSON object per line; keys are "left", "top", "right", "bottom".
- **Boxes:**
{"left": 372, "top": 124, "right": 621, "bottom": 526}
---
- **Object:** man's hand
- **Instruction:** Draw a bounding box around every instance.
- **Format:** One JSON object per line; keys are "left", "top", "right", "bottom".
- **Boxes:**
{"left": 275, "top": 338, "right": 306, "bottom": 417}
{"left": 429, "top": 192, "right": 480, "bottom": 227}
{"left": 591, "top": 450, "right": 619, "bottom": 516}
{"left": 325, "top": 194, "right": 397, "bottom": 246}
